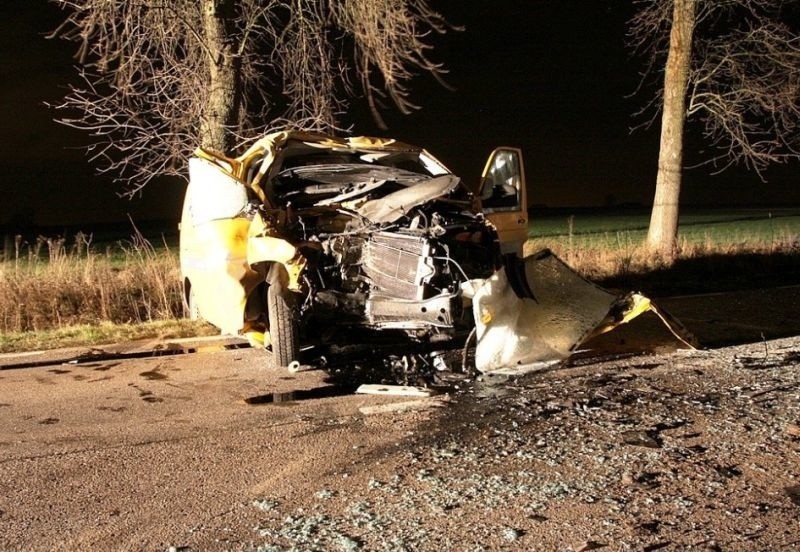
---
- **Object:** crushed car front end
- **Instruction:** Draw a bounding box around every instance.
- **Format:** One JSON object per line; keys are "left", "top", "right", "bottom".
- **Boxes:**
{"left": 180, "top": 131, "right": 500, "bottom": 366}
{"left": 181, "top": 131, "right": 695, "bottom": 375}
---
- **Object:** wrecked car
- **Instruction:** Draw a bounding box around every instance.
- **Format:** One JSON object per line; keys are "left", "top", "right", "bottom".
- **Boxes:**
{"left": 180, "top": 131, "right": 530, "bottom": 369}
{"left": 180, "top": 131, "right": 694, "bottom": 375}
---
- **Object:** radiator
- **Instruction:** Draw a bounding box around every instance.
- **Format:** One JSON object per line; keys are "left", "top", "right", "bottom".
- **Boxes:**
{"left": 362, "top": 232, "right": 434, "bottom": 300}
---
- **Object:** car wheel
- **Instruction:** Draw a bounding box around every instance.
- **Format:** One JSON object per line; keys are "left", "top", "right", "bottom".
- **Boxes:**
{"left": 267, "top": 282, "right": 299, "bottom": 369}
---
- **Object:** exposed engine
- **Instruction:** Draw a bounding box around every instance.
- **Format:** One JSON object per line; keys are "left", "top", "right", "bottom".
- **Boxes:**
{"left": 285, "top": 205, "right": 498, "bottom": 336}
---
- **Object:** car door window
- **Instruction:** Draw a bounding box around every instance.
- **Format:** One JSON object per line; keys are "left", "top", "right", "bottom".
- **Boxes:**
{"left": 481, "top": 149, "right": 522, "bottom": 212}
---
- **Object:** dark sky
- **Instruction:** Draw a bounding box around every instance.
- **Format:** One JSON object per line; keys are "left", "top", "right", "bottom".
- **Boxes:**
{"left": 1, "top": 1, "right": 797, "bottom": 227}
{"left": 1, "top": 2, "right": 186, "bottom": 227}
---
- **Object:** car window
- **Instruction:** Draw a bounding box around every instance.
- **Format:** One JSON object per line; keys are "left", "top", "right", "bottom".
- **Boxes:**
{"left": 481, "top": 150, "right": 522, "bottom": 211}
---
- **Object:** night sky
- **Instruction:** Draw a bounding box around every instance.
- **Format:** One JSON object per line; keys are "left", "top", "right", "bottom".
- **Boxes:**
{"left": 1, "top": 1, "right": 798, "bottom": 227}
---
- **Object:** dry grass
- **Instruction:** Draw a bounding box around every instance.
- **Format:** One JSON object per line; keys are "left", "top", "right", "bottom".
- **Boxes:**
{"left": 5, "top": 231, "right": 799, "bottom": 330}
{"left": 0, "top": 231, "right": 186, "bottom": 334}
{"left": 524, "top": 233, "right": 800, "bottom": 283}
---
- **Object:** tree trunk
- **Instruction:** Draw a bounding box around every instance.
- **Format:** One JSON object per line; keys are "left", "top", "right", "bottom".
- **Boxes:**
{"left": 646, "top": 0, "right": 695, "bottom": 257}
{"left": 199, "top": 0, "right": 242, "bottom": 153}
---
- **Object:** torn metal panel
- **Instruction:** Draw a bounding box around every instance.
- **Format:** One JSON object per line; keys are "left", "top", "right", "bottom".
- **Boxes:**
{"left": 199, "top": 131, "right": 450, "bottom": 205}
{"left": 473, "top": 250, "right": 696, "bottom": 374}
{"left": 357, "top": 174, "right": 461, "bottom": 223}
{"left": 355, "top": 384, "right": 432, "bottom": 397}
{"left": 181, "top": 158, "right": 261, "bottom": 334}
{"left": 186, "top": 157, "right": 249, "bottom": 223}
{"left": 180, "top": 217, "right": 260, "bottom": 335}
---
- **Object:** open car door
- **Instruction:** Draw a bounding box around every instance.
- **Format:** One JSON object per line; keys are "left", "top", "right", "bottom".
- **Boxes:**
{"left": 479, "top": 148, "right": 529, "bottom": 255}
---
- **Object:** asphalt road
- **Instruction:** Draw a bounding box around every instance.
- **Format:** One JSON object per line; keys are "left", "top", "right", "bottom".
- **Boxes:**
{"left": 0, "top": 348, "right": 427, "bottom": 550}
{"left": 1, "top": 286, "right": 800, "bottom": 550}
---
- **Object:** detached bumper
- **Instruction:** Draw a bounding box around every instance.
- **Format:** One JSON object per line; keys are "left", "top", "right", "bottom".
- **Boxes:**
{"left": 472, "top": 250, "right": 696, "bottom": 374}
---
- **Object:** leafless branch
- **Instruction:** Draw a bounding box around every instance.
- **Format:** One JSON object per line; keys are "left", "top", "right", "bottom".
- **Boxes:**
{"left": 688, "top": 20, "right": 800, "bottom": 175}
{"left": 50, "top": 0, "right": 456, "bottom": 195}
{"left": 629, "top": 0, "right": 800, "bottom": 175}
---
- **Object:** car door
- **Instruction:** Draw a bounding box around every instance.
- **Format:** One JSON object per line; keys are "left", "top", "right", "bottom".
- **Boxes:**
{"left": 478, "top": 148, "right": 528, "bottom": 255}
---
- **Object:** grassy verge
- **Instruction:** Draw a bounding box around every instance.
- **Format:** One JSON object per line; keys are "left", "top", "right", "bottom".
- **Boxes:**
{"left": 1, "top": 232, "right": 183, "bottom": 334}
{"left": 525, "top": 209, "right": 800, "bottom": 283}
{"left": 0, "top": 231, "right": 214, "bottom": 353}
{"left": 0, "top": 319, "right": 219, "bottom": 354}
{"left": 528, "top": 208, "right": 800, "bottom": 246}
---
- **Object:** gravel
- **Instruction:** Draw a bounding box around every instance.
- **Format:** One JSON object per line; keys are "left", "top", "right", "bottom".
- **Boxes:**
{"left": 248, "top": 339, "right": 800, "bottom": 550}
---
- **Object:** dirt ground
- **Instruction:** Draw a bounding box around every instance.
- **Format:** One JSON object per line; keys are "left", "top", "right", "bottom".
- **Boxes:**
{"left": 0, "top": 328, "right": 798, "bottom": 550}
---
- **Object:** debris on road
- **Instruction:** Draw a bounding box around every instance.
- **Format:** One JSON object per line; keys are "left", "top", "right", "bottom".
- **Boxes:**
{"left": 355, "top": 384, "right": 432, "bottom": 397}
{"left": 358, "top": 396, "right": 450, "bottom": 416}
{"left": 243, "top": 338, "right": 800, "bottom": 550}
{"left": 287, "top": 360, "right": 315, "bottom": 373}
{"left": 252, "top": 499, "right": 280, "bottom": 512}
{"left": 472, "top": 251, "right": 697, "bottom": 374}
{"left": 3, "top": 335, "right": 800, "bottom": 550}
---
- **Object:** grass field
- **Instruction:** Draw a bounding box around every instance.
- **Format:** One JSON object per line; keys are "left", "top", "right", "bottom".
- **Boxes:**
{"left": 0, "top": 231, "right": 187, "bottom": 336}
{"left": 522, "top": 207, "right": 800, "bottom": 295}
{"left": 527, "top": 208, "right": 800, "bottom": 249}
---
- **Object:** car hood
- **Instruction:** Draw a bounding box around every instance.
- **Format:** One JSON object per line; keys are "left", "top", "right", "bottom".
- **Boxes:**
{"left": 356, "top": 174, "right": 461, "bottom": 223}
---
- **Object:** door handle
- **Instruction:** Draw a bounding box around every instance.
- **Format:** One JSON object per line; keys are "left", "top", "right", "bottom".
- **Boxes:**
{"left": 518, "top": 218, "right": 526, "bottom": 224}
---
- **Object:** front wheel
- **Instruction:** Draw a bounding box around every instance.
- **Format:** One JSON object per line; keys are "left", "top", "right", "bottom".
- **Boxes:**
{"left": 267, "top": 282, "right": 299, "bottom": 369}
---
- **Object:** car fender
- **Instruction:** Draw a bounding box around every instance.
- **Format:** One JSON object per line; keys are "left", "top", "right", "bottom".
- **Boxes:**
{"left": 247, "top": 212, "right": 306, "bottom": 292}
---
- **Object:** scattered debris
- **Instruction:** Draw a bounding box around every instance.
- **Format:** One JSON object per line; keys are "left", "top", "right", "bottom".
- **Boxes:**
{"left": 786, "top": 486, "right": 800, "bottom": 507}
{"left": 358, "top": 396, "right": 450, "bottom": 415}
{"left": 244, "top": 337, "right": 800, "bottom": 549}
{"left": 575, "top": 540, "right": 607, "bottom": 551}
{"left": 336, "top": 535, "right": 361, "bottom": 551}
{"left": 431, "top": 352, "right": 448, "bottom": 372}
{"left": 642, "top": 543, "right": 671, "bottom": 552}
{"left": 621, "top": 430, "right": 662, "bottom": 449}
{"left": 252, "top": 499, "right": 279, "bottom": 512}
{"left": 355, "top": 384, "right": 432, "bottom": 397}
{"left": 288, "top": 360, "right": 315, "bottom": 373}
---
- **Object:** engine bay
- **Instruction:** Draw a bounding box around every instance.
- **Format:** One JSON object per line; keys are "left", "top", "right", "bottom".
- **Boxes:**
{"left": 280, "top": 202, "right": 499, "bottom": 336}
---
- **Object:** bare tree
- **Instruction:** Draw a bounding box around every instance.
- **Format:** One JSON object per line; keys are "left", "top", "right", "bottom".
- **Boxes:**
{"left": 630, "top": 0, "right": 800, "bottom": 256}
{"left": 50, "top": 0, "right": 453, "bottom": 195}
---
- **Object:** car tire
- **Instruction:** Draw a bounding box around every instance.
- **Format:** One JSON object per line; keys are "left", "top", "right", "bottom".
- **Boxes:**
{"left": 267, "top": 283, "right": 299, "bottom": 369}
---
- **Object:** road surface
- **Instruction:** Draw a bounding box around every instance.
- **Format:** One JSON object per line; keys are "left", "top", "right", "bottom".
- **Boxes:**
{"left": 1, "top": 288, "right": 800, "bottom": 550}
